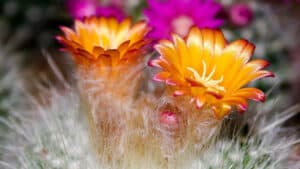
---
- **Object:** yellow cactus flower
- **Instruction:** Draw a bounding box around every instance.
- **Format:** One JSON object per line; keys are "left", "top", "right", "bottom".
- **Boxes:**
{"left": 150, "top": 27, "right": 274, "bottom": 118}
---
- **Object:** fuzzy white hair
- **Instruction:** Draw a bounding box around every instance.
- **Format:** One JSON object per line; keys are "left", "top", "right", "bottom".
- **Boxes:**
{"left": 0, "top": 83, "right": 299, "bottom": 169}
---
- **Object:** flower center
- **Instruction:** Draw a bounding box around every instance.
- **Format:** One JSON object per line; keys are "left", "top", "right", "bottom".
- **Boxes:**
{"left": 172, "top": 15, "right": 194, "bottom": 37}
{"left": 186, "top": 61, "right": 225, "bottom": 92}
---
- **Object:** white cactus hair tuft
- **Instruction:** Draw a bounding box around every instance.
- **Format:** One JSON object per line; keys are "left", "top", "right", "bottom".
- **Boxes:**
{"left": 0, "top": 88, "right": 101, "bottom": 169}
{"left": 0, "top": 57, "right": 299, "bottom": 169}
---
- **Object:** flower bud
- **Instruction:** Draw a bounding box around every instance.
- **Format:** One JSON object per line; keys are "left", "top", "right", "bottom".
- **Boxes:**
{"left": 229, "top": 3, "right": 253, "bottom": 27}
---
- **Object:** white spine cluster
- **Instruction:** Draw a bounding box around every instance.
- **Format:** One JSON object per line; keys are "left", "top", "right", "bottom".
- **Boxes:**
{"left": 0, "top": 85, "right": 299, "bottom": 169}
{"left": 1, "top": 89, "right": 101, "bottom": 169}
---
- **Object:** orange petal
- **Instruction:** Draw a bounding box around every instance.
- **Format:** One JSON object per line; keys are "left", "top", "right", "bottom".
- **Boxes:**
{"left": 232, "top": 88, "right": 265, "bottom": 102}
{"left": 98, "top": 53, "right": 112, "bottom": 67}
{"left": 155, "top": 43, "right": 181, "bottom": 71}
{"left": 252, "top": 70, "right": 275, "bottom": 80}
{"left": 222, "top": 97, "right": 248, "bottom": 112}
{"left": 118, "top": 41, "right": 130, "bottom": 56}
{"left": 60, "top": 26, "right": 77, "bottom": 40}
{"left": 213, "top": 29, "right": 227, "bottom": 56}
{"left": 92, "top": 47, "right": 104, "bottom": 57}
{"left": 201, "top": 29, "right": 215, "bottom": 70}
{"left": 105, "top": 49, "right": 120, "bottom": 66}
{"left": 172, "top": 34, "right": 189, "bottom": 67}
{"left": 239, "top": 41, "right": 255, "bottom": 63}
{"left": 129, "top": 21, "right": 150, "bottom": 45}
{"left": 206, "top": 88, "right": 223, "bottom": 99}
{"left": 247, "top": 59, "right": 270, "bottom": 71}
{"left": 76, "top": 48, "right": 95, "bottom": 60}
{"left": 214, "top": 103, "right": 232, "bottom": 119}
{"left": 153, "top": 72, "right": 170, "bottom": 82}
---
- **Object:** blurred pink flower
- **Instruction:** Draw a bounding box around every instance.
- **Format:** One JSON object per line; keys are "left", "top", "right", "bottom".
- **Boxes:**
{"left": 110, "top": 0, "right": 124, "bottom": 7}
{"left": 144, "top": 0, "right": 224, "bottom": 40}
{"left": 96, "top": 5, "right": 125, "bottom": 21}
{"left": 66, "top": 0, "right": 97, "bottom": 19}
{"left": 66, "top": 0, "right": 125, "bottom": 20}
{"left": 229, "top": 3, "right": 253, "bottom": 27}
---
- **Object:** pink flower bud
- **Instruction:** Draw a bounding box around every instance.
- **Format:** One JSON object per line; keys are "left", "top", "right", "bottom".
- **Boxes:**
{"left": 229, "top": 3, "right": 253, "bottom": 27}
{"left": 160, "top": 111, "right": 179, "bottom": 129}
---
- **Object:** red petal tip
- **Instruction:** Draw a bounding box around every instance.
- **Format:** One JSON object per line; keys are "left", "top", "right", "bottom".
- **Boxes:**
{"left": 258, "top": 94, "right": 266, "bottom": 102}
{"left": 59, "top": 26, "right": 67, "bottom": 31}
{"left": 206, "top": 91, "right": 223, "bottom": 99}
{"left": 59, "top": 48, "right": 67, "bottom": 52}
{"left": 190, "top": 98, "right": 195, "bottom": 103}
{"left": 238, "top": 109, "right": 246, "bottom": 114}
{"left": 55, "top": 36, "right": 62, "bottom": 41}
{"left": 238, "top": 104, "right": 248, "bottom": 112}
{"left": 173, "top": 90, "right": 184, "bottom": 97}
{"left": 148, "top": 59, "right": 162, "bottom": 68}
{"left": 195, "top": 99, "right": 204, "bottom": 109}
{"left": 166, "top": 79, "right": 177, "bottom": 86}
{"left": 267, "top": 72, "right": 275, "bottom": 78}
{"left": 264, "top": 61, "right": 270, "bottom": 68}
{"left": 153, "top": 74, "right": 164, "bottom": 82}
{"left": 147, "top": 60, "right": 155, "bottom": 67}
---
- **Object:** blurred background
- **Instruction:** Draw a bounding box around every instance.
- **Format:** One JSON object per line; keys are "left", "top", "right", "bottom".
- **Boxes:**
{"left": 0, "top": 0, "right": 299, "bottom": 122}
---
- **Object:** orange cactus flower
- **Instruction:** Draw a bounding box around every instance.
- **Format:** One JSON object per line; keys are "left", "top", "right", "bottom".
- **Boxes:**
{"left": 56, "top": 17, "right": 151, "bottom": 68}
{"left": 150, "top": 27, "right": 274, "bottom": 118}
